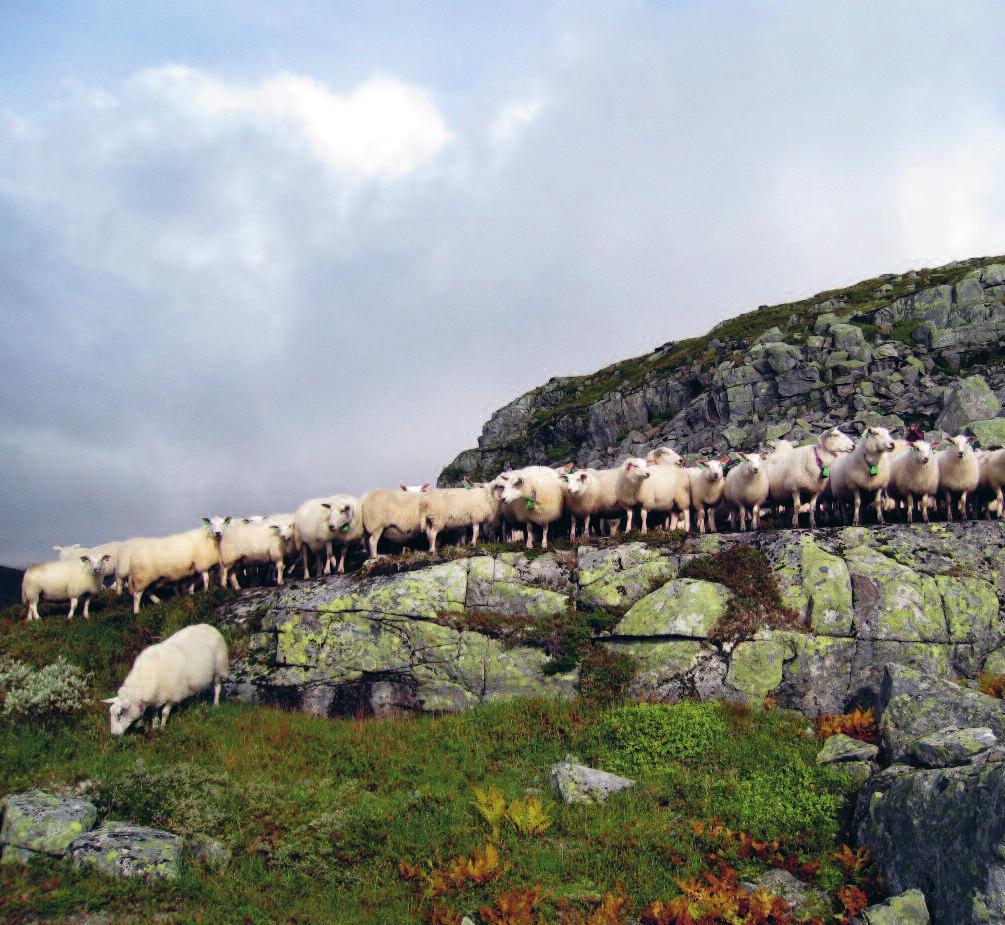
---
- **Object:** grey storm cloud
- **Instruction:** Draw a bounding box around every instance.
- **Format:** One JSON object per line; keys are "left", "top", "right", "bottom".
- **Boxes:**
{"left": 2, "top": 0, "right": 1005, "bottom": 565}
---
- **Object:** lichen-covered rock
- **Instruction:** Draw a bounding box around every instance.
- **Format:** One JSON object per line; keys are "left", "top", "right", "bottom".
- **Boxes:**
{"left": 857, "top": 889, "right": 930, "bottom": 925}
{"left": 0, "top": 790, "right": 97, "bottom": 857}
{"left": 907, "top": 726, "right": 997, "bottom": 768}
{"left": 548, "top": 761, "right": 634, "bottom": 805}
{"left": 878, "top": 664, "right": 1005, "bottom": 762}
{"left": 857, "top": 763, "right": 1004, "bottom": 925}
{"left": 744, "top": 868, "right": 830, "bottom": 917}
{"left": 465, "top": 555, "right": 570, "bottom": 617}
{"left": 576, "top": 544, "right": 678, "bottom": 610}
{"left": 969, "top": 416, "right": 1005, "bottom": 449}
{"left": 936, "top": 374, "right": 1001, "bottom": 434}
{"left": 614, "top": 579, "right": 729, "bottom": 638}
{"left": 725, "top": 635, "right": 792, "bottom": 700}
{"left": 799, "top": 535, "right": 854, "bottom": 636}
{"left": 816, "top": 734, "right": 879, "bottom": 764}
{"left": 845, "top": 546, "right": 946, "bottom": 643}
{"left": 70, "top": 823, "right": 183, "bottom": 879}
{"left": 774, "top": 632, "right": 856, "bottom": 716}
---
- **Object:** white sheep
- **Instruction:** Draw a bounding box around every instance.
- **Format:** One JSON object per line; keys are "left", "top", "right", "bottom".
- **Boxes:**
{"left": 21, "top": 553, "right": 111, "bottom": 621}
{"left": 936, "top": 434, "right": 980, "bottom": 521}
{"left": 419, "top": 484, "right": 501, "bottom": 553}
{"left": 615, "top": 458, "right": 652, "bottom": 532}
{"left": 723, "top": 453, "right": 770, "bottom": 531}
{"left": 764, "top": 427, "right": 855, "bottom": 528}
{"left": 978, "top": 448, "right": 1005, "bottom": 518}
{"left": 498, "top": 466, "right": 565, "bottom": 549}
{"left": 686, "top": 459, "right": 727, "bottom": 534}
{"left": 294, "top": 497, "right": 342, "bottom": 578}
{"left": 561, "top": 467, "right": 623, "bottom": 539}
{"left": 888, "top": 440, "right": 939, "bottom": 523}
{"left": 638, "top": 462, "right": 690, "bottom": 532}
{"left": 828, "top": 427, "right": 897, "bottom": 526}
{"left": 360, "top": 486, "right": 429, "bottom": 558}
{"left": 323, "top": 495, "right": 365, "bottom": 573}
{"left": 218, "top": 517, "right": 296, "bottom": 589}
{"left": 120, "top": 521, "right": 226, "bottom": 614}
{"left": 53, "top": 541, "right": 121, "bottom": 588}
{"left": 102, "top": 623, "right": 229, "bottom": 734}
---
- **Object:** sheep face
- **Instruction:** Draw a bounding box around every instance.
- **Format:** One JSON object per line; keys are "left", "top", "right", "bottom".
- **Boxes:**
{"left": 821, "top": 428, "right": 855, "bottom": 454}
{"left": 326, "top": 502, "right": 355, "bottom": 534}
{"left": 500, "top": 475, "right": 531, "bottom": 505}
{"left": 645, "top": 447, "right": 683, "bottom": 467}
{"left": 201, "top": 515, "right": 232, "bottom": 540}
{"left": 908, "top": 440, "right": 934, "bottom": 465}
{"left": 270, "top": 519, "right": 295, "bottom": 542}
{"left": 743, "top": 453, "right": 763, "bottom": 474}
{"left": 946, "top": 434, "right": 974, "bottom": 459}
{"left": 489, "top": 473, "right": 512, "bottom": 500}
{"left": 102, "top": 696, "right": 145, "bottom": 736}
{"left": 621, "top": 458, "right": 651, "bottom": 483}
{"left": 80, "top": 552, "right": 113, "bottom": 577}
{"left": 698, "top": 460, "right": 723, "bottom": 482}
{"left": 863, "top": 427, "right": 896, "bottom": 454}
{"left": 563, "top": 471, "right": 592, "bottom": 496}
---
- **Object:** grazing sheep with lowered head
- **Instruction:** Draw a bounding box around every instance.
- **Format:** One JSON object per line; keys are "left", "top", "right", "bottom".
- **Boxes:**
{"left": 103, "top": 623, "right": 228, "bottom": 734}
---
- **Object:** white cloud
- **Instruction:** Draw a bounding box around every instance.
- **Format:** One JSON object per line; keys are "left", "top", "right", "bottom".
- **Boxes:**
{"left": 489, "top": 97, "right": 543, "bottom": 144}
{"left": 133, "top": 65, "right": 453, "bottom": 177}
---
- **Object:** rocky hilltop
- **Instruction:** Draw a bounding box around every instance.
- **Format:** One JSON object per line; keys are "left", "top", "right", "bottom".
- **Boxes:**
{"left": 439, "top": 255, "right": 1005, "bottom": 482}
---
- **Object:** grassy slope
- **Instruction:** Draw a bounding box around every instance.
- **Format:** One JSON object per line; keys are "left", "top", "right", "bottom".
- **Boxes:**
{"left": 1, "top": 593, "right": 862, "bottom": 925}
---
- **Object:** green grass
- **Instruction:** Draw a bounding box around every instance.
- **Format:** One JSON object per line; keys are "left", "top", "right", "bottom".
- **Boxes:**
{"left": 0, "top": 596, "right": 862, "bottom": 924}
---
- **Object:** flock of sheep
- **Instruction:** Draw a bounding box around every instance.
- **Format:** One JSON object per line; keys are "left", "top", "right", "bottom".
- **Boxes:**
{"left": 19, "top": 424, "right": 1005, "bottom": 624}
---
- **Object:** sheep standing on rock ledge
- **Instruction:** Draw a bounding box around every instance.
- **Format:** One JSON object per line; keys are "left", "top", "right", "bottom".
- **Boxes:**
{"left": 103, "top": 623, "right": 229, "bottom": 735}
{"left": 828, "top": 426, "right": 896, "bottom": 526}
{"left": 498, "top": 466, "right": 564, "bottom": 549}
{"left": 936, "top": 434, "right": 980, "bottom": 521}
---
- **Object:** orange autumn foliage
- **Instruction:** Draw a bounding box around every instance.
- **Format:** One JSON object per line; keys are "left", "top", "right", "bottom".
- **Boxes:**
{"left": 816, "top": 707, "right": 878, "bottom": 744}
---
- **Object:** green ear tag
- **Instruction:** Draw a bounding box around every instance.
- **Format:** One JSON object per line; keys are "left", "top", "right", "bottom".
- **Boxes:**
{"left": 821, "top": 466, "right": 830, "bottom": 477}
{"left": 525, "top": 499, "right": 535, "bottom": 510}
{"left": 869, "top": 465, "right": 879, "bottom": 476}
{"left": 340, "top": 524, "right": 350, "bottom": 533}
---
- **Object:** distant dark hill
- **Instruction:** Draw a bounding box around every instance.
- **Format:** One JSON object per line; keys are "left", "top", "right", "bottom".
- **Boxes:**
{"left": 0, "top": 565, "right": 23, "bottom": 609}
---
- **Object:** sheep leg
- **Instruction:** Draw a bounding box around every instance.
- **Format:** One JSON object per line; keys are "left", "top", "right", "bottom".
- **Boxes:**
{"left": 427, "top": 529, "right": 438, "bottom": 555}
{"left": 525, "top": 525, "right": 534, "bottom": 550}
{"left": 874, "top": 490, "right": 885, "bottom": 525}
{"left": 791, "top": 490, "right": 801, "bottom": 529}
{"left": 132, "top": 590, "right": 143, "bottom": 614}
{"left": 472, "top": 523, "right": 481, "bottom": 545}
{"left": 738, "top": 506, "right": 747, "bottom": 531}
{"left": 82, "top": 596, "right": 91, "bottom": 620}
{"left": 214, "top": 681, "right": 222, "bottom": 706}
{"left": 852, "top": 491, "right": 862, "bottom": 527}
{"left": 276, "top": 559, "right": 285, "bottom": 586}
{"left": 160, "top": 703, "right": 172, "bottom": 729}
{"left": 728, "top": 511, "right": 736, "bottom": 531}
{"left": 906, "top": 494, "right": 915, "bottom": 524}
{"left": 337, "top": 546, "right": 348, "bottom": 574}
{"left": 682, "top": 508, "right": 691, "bottom": 532}
{"left": 944, "top": 490, "right": 953, "bottom": 522}
{"left": 807, "top": 493, "right": 820, "bottom": 530}
{"left": 229, "top": 571, "right": 241, "bottom": 590}
{"left": 569, "top": 517, "right": 577, "bottom": 541}
{"left": 624, "top": 510, "right": 633, "bottom": 532}
{"left": 542, "top": 523, "right": 549, "bottom": 549}
{"left": 640, "top": 508, "right": 649, "bottom": 534}
{"left": 695, "top": 505, "right": 706, "bottom": 534}
{"left": 368, "top": 530, "right": 382, "bottom": 559}
{"left": 66, "top": 597, "right": 77, "bottom": 621}
{"left": 584, "top": 514, "right": 593, "bottom": 538}
{"left": 959, "top": 491, "right": 968, "bottom": 520}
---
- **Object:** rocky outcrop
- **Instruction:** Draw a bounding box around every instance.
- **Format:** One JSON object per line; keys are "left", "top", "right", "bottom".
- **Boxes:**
{"left": 70, "top": 823, "right": 183, "bottom": 880}
{"left": 225, "top": 521, "right": 1005, "bottom": 719}
{"left": 439, "top": 256, "right": 1005, "bottom": 483}
{"left": 0, "top": 790, "right": 97, "bottom": 863}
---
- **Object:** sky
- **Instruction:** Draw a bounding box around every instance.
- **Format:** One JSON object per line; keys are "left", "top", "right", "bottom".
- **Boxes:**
{"left": 2, "top": 0, "right": 1005, "bottom": 566}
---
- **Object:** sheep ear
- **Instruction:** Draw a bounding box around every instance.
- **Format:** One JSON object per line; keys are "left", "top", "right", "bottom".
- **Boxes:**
{"left": 270, "top": 525, "right": 281, "bottom": 535}
{"left": 80, "top": 555, "right": 89, "bottom": 564}
{"left": 422, "top": 483, "right": 431, "bottom": 492}
{"left": 320, "top": 502, "right": 332, "bottom": 509}
{"left": 719, "top": 456, "right": 731, "bottom": 465}
{"left": 400, "top": 484, "right": 408, "bottom": 491}
{"left": 53, "top": 545, "right": 63, "bottom": 552}
{"left": 224, "top": 516, "right": 231, "bottom": 525}
{"left": 201, "top": 517, "right": 211, "bottom": 526}
{"left": 102, "top": 554, "right": 112, "bottom": 562}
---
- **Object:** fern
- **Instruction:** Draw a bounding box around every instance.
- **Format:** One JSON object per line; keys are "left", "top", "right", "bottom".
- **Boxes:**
{"left": 473, "top": 784, "right": 508, "bottom": 839}
{"left": 479, "top": 885, "right": 544, "bottom": 925}
{"left": 505, "top": 794, "right": 553, "bottom": 837}
{"left": 816, "top": 707, "right": 878, "bottom": 744}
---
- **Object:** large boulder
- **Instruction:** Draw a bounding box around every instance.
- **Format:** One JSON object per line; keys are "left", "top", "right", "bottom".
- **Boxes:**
{"left": 907, "top": 726, "right": 997, "bottom": 768}
{"left": 614, "top": 579, "right": 729, "bottom": 638}
{"left": 936, "top": 375, "right": 1001, "bottom": 434}
{"left": 577, "top": 544, "right": 678, "bottom": 610}
{"left": 0, "top": 790, "right": 97, "bottom": 860}
{"left": 857, "top": 889, "right": 930, "bottom": 925}
{"left": 816, "top": 733, "right": 879, "bottom": 765}
{"left": 857, "top": 763, "right": 1005, "bottom": 925}
{"left": 70, "top": 823, "right": 183, "bottom": 880}
{"left": 969, "top": 417, "right": 1005, "bottom": 449}
{"left": 877, "top": 664, "right": 1005, "bottom": 762}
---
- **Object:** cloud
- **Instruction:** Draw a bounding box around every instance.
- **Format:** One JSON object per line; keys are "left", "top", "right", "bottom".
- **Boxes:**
{"left": 2, "top": 0, "right": 1005, "bottom": 565}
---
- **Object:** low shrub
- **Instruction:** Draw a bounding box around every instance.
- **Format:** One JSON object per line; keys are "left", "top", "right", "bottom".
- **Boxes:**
{"left": 681, "top": 545, "right": 803, "bottom": 642}
{"left": 816, "top": 708, "right": 878, "bottom": 744}
{"left": 589, "top": 702, "right": 729, "bottom": 774}
{"left": 576, "top": 646, "right": 638, "bottom": 706}
{"left": 0, "top": 656, "right": 91, "bottom": 722}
